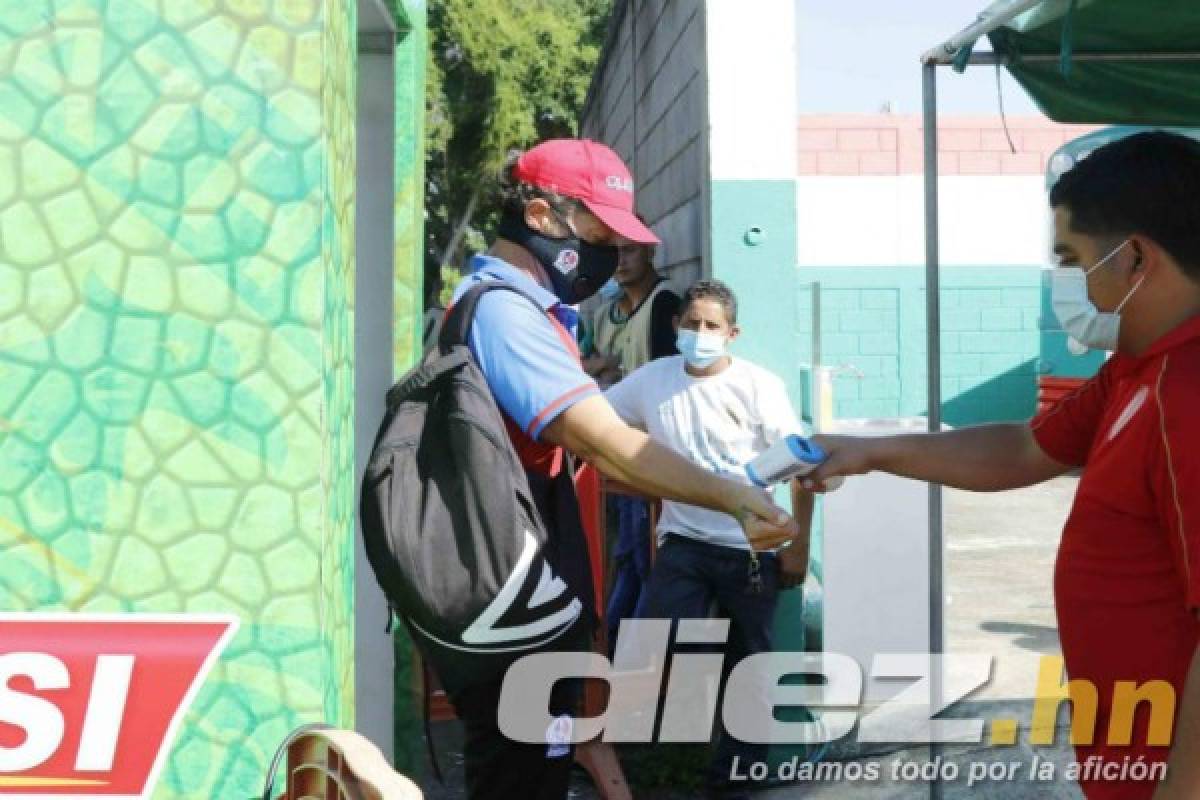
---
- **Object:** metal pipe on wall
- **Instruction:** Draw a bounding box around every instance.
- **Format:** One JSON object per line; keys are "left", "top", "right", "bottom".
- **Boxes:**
{"left": 811, "top": 281, "right": 822, "bottom": 369}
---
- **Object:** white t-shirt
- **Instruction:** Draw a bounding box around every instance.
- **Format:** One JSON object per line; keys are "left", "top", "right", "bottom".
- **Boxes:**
{"left": 604, "top": 355, "right": 805, "bottom": 551}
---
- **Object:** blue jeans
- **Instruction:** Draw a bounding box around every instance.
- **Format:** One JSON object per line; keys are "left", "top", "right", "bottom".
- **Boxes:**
{"left": 639, "top": 534, "right": 780, "bottom": 789}
{"left": 605, "top": 495, "right": 652, "bottom": 647}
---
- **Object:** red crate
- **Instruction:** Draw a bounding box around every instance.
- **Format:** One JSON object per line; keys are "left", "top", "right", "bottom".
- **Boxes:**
{"left": 1038, "top": 376, "right": 1087, "bottom": 413}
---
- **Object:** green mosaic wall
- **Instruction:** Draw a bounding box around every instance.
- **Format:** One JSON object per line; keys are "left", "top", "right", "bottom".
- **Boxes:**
{"left": 320, "top": 0, "right": 357, "bottom": 729}
{"left": 0, "top": 1, "right": 367, "bottom": 796}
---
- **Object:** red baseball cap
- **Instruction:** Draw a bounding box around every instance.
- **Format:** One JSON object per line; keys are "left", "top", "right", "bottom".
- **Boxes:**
{"left": 513, "top": 139, "right": 660, "bottom": 245}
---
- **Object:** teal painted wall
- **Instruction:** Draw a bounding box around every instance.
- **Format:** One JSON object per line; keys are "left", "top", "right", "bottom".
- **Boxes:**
{"left": 711, "top": 180, "right": 803, "bottom": 408}
{"left": 794, "top": 266, "right": 1106, "bottom": 427}
{"left": 709, "top": 179, "right": 809, "bottom": 661}
{"left": 386, "top": 0, "right": 427, "bottom": 777}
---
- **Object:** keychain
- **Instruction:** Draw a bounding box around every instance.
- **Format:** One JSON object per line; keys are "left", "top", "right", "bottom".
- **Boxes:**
{"left": 747, "top": 552, "right": 763, "bottom": 595}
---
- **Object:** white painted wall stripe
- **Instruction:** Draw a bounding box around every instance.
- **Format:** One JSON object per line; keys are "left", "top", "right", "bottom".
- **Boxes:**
{"left": 795, "top": 175, "right": 1052, "bottom": 267}
{"left": 706, "top": 0, "right": 797, "bottom": 180}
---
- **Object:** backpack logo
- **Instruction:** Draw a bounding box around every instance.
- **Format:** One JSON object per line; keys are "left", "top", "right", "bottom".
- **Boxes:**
{"left": 411, "top": 531, "right": 581, "bottom": 653}
{"left": 0, "top": 613, "right": 237, "bottom": 798}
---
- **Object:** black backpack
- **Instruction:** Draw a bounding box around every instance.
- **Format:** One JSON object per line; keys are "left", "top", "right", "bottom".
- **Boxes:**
{"left": 360, "top": 281, "right": 593, "bottom": 697}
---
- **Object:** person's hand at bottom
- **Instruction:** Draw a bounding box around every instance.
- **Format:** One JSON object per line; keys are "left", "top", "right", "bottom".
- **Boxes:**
{"left": 732, "top": 485, "right": 800, "bottom": 551}
{"left": 800, "top": 434, "right": 880, "bottom": 491}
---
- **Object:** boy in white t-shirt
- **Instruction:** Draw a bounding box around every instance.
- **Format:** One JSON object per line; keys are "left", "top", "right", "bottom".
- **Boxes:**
{"left": 604, "top": 279, "right": 813, "bottom": 798}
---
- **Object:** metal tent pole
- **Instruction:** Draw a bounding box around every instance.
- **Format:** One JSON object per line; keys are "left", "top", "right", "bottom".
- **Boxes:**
{"left": 920, "top": 0, "right": 1045, "bottom": 65}
{"left": 922, "top": 60, "right": 946, "bottom": 800}
{"left": 956, "top": 50, "right": 1200, "bottom": 66}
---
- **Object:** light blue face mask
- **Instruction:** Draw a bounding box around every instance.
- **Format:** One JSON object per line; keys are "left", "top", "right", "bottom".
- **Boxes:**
{"left": 676, "top": 328, "right": 726, "bottom": 368}
{"left": 1051, "top": 238, "right": 1145, "bottom": 352}
{"left": 598, "top": 277, "right": 621, "bottom": 301}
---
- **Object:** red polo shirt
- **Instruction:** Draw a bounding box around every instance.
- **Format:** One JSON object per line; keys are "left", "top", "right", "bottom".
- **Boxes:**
{"left": 1031, "top": 315, "right": 1200, "bottom": 799}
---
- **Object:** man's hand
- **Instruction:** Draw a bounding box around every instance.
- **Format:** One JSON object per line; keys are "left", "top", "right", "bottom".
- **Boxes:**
{"left": 801, "top": 425, "right": 1069, "bottom": 493}
{"left": 582, "top": 353, "right": 620, "bottom": 379}
{"left": 800, "top": 434, "right": 881, "bottom": 491}
{"left": 778, "top": 535, "right": 810, "bottom": 589}
{"left": 732, "top": 485, "right": 799, "bottom": 551}
{"left": 582, "top": 354, "right": 622, "bottom": 388}
{"left": 547, "top": 395, "right": 800, "bottom": 545}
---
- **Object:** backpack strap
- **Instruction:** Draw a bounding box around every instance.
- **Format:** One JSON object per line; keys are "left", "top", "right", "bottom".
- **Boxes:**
{"left": 385, "top": 348, "right": 470, "bottom": 409}
{"left": 437, "top": 280, "right": 549, "bottom": 353}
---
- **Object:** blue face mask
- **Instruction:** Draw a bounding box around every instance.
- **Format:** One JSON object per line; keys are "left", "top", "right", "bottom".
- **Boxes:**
{"left": 598, "top": 277, "right": 622, "bottom": 301}
{"left": 676, "top": 329, "right": 726, "bottom": 368}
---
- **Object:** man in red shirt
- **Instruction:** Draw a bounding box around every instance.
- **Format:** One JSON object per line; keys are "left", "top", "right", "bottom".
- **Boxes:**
{"left": 806, "top": 131, "right": 1200, "bottom": 799}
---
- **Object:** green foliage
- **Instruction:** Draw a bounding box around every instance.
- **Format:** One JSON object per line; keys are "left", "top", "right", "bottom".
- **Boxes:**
{"left": 425, "top": 0, "right": 612, "bottom": 266}
{"left": 438, "top": 264, "right": 461, "bottom": 307}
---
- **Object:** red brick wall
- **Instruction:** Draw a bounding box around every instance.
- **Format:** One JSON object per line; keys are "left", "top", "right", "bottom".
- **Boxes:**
{"left": 798, "top": 114, "right": 1099, "bottom": 176}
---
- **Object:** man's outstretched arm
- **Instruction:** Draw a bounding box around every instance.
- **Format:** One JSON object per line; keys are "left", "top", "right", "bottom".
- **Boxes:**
{"left": 543, "top": 394, "right": 799, "bottom": 550}
{"left": 807, "top": 423, "right": 1072, "bottom": 492}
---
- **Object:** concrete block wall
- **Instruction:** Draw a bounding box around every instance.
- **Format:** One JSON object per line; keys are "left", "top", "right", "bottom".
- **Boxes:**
{"left": 797, "top": 114, "right": 1098, "bottom": 177}
{"left": 795, "top": 267, "right": 1049, "bottom": 426}
{"left": 580, "top": 0, "right": 708, "bottom": 288}
{"left": 791, "top": 113, "right": 1108, "bottom": 426}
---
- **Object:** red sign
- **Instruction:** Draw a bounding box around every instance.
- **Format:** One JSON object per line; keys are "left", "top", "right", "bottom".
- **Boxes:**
{"left": 0, "top": 613, "right": 238, "bottom": 798}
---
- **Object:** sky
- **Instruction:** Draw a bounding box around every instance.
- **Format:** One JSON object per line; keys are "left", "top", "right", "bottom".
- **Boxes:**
{"left": 795, "top": 0, "right": 1044, "bottom": 116}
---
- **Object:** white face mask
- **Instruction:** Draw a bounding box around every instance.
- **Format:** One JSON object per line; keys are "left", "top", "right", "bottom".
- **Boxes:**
{"left": 1051, "top": 239, "right": 1145, "bottom": 352}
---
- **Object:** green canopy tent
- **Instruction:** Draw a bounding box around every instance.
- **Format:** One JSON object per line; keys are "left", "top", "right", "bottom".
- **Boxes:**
{"left": 917, "top": 3, "right": 1200, "bottom": 795}
{"left": 988, "top": 0, "right": 1200, "bottom": 125}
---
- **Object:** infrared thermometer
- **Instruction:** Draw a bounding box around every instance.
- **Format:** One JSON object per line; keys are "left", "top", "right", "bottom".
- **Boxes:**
{"left": 745, "top": 434, "right": 844, "bottom": 491}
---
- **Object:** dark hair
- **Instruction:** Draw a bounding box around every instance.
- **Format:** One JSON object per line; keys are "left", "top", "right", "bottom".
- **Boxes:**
{"left": 681, "top": 279, "right": 738, "bottom": 325}
{"left": 497, "top": 149, "right": 578, "bottom": 220}
{"left": 1049, "top": 131, "right": 1200, "bottom": 278}
{"left": 628, "top": 212, "right": 657, "bottom": 260}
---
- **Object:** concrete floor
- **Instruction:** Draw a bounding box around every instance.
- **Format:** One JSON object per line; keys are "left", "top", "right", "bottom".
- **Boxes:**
{"left": 420, "top": 476, "right": 1086, "bottom": 799}
{"left": 944, "top": 475, "right": 1076, "bottom": 701}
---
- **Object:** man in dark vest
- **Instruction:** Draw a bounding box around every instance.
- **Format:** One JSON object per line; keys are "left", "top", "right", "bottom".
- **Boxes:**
{"left": 583, "top": 225, "right": 680, "bottom": 386}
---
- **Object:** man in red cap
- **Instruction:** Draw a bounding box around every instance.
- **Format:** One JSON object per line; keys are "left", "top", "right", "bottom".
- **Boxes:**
{"left": 440, "top": 139, "right": 803, "bottom": 799}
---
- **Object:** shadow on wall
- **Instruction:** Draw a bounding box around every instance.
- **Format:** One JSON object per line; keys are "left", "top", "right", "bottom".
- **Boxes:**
{"left": 940, "top": 359, "right": 1039, "bottom": 428}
